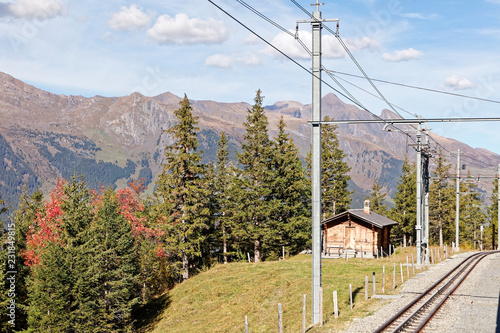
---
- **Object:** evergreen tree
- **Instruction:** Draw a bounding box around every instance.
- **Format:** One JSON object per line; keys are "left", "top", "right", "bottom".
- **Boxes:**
{"left": 213, "top": 132, "right": 238, "bottom": 263}
{"left": 486, "top": 176, "right": 498, "bottom": 250}
{"left": 270, "top": 116, "right": 310, "bottom": 256}
{"left": 27, "top": 241, "right": 72, "bottom": 331}
{"left": 27, "top": 177, "right": 94, "bottom": 332}
{"left": 428, "top": 151, "right": 455, "bottom": 246}
{"left": 459, "top": 172, "right": 486, "bottom": 249}
{"left": 12, "top": 188, "right": 44, "bottom": 330}
{"left": 154, "top": 94, "right": 211, "bottom": 280}
{"left": 234, "top": 90, "right": 275, "bottom": 262}
{"left": 367, "top": 179, "right": 388, "bottom": 216}
{"left": 78, "top": 188, "right": 140, "bottom": 332}
{"left": 307, "top": 116, "right": 352, "bottom": 218}
{"left": 390, "top": 156, "right": 417, "bottom": 246}
{"left": 0, "top": 196, "right": 12, "bottom": 333}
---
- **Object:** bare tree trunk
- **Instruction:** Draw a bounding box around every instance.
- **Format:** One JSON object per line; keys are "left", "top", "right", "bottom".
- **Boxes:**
{"left": 223, "top": 226, "right": 228, "bottom": 264}
{"left": 182, "top": 251, "right": 189, "bottom": 281}
{"left": 403, "top": 234, "right": 407, "bottom": 248}
{"left": 254, "top": 240, "right": 261, "bottom": 263}
{"left": 439, "top": 224, "right": 443, "bottom": 248}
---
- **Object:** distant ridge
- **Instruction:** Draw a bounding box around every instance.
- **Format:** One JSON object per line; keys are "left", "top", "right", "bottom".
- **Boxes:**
{"left": 1, "top": 71, "right": 499, "bottom": 210}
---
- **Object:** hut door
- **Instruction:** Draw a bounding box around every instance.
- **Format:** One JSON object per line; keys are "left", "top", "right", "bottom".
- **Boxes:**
{"left": 345, "top": 226, "right": 355, "bottom": 249}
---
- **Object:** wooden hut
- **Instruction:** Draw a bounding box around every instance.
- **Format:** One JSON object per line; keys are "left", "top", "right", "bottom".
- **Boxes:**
{"left": 321, "top": 200, "right": 397, "bottom": 258}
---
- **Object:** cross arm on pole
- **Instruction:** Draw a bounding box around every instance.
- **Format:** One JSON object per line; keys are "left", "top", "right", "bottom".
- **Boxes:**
{"left": 308, "top": 117, "right": 500, "bottom": 125}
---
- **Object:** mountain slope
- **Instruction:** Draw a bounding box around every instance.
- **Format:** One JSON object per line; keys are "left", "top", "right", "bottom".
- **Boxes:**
{"left": 1, "top": 71, "right": 498, "bottom": 209}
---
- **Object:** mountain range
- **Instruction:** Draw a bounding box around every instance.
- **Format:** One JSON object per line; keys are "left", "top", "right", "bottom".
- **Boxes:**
{"left": 1, "top": 71, "right": 499, "bottom": 212}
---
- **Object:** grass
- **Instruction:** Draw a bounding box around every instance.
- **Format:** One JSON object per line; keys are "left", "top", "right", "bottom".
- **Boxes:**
{"left": 146, "top": 246, "right": 451, "bottom": 333}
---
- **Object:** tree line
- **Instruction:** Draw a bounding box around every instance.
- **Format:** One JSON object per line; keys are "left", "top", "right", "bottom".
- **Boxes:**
{"left": 0, "top": 90, "right": 353, "bottom": 331}
{"left": 368, "top": 152, "right": 499, "bottom": 250}
{"left": 1, "top": 89, "right": 496, "bottom": 331}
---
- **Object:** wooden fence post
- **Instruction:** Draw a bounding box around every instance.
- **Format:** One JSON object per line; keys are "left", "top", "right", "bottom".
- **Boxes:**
{"left": 400, "top": 263, "right": 404, "bottom": 283}
{"left": 365, "top": 276, "right": 369, "bottom": 301}
{"left": 372, "top": 272, "right": 376, "bottom": 296}
{"left": 349, "top": 284, "right": 353, "bottom": 310}
{"left": 302, "top": 294, "right": 306, "bottom": 333}
{"left": 245, "top": 315, "right": 248, "bottom": 333}
{"left": 278, "top": 303, "right": 282, "bottom": 333}
{"left": 333, "top": 290, "right": 338, "bottom": 318}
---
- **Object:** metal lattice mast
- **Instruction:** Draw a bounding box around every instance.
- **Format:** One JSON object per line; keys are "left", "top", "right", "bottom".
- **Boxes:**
{"left": 416, "top": 126, "right": 423, "bottom": 265}
{"left": 455, "top": 149, "right": 461, "bottom": 250}
{"left": 310, "top": 2, "right": 322, "bottom": 325}
{"left": 297, "top": 1, "right": 338, "bottom": 325}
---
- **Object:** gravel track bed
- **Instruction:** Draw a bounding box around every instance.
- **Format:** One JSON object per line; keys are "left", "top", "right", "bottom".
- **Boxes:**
{"left": 342, "top": 252, "right": 480, "bottom": 333}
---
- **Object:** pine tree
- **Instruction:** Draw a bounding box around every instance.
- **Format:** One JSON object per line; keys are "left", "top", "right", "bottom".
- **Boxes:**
{"left": 307, "top": 115, "right": 352, "bottom": 218}
{"left": 213, "top": 132, "right": 238, "bottom": 263}
{"left": 390, "top": 156, "right": 417, "bottom": 246}
{"left": 27, "top": 240, "right": 73, "bottom": 331}
{"left": 27, "top": 177, "right": 95, "bottom": 332}
{"left": 270, "top": 116, "right": 310, "bottom": 255}
{"left": 154, "top": 94, "right": 211, "bottom": 280}
{"left": 234, "top": 90, "right": 275, "bottom": 262}
{"left": 486, "top": 177, "right": 498, "bottom": 250}
{"left": 77, "top": 188, "right": 140, "bottom": 332}
{"left": 428, "top": 151, "right": 455, "bottom": 246}
{"left": 11, "top": 188, "right": 44, "bottom": 330}
{"left": 367, "top": 179, "right": 388, "bottom": 216}
{"left": 459, "top": 172, "right": 486, "bottom": 249}
{"left": 0, "top": 196, "right": 13, "bottom": 333}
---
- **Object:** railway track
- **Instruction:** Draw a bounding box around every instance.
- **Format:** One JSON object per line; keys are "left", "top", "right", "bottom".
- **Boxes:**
{"left": 372, "top": 251, "right": 499, "bottom": 333}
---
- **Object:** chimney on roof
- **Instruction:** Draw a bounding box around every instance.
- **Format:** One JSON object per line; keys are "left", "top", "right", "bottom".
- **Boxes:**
{"left": 364, "top": 200, "right": 371, "bottom": 214}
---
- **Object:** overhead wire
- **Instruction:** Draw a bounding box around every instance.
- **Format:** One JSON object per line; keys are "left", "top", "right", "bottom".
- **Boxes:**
{"left": 289, "top": 0, "right": 416, "bottom": 119}
{"left": 287, "top": 0, "right": 500, "bottom": 175}
{"left": 230, "top": 0, "right": 417, "bottom": 140}
{"left": 331, "top": 71, "right": 500, "bottom": 105}
{"left": 206, "top": 0, "right": 367, "bottom": 112}
{"left": 214, "top": 0, "right": 500, "bottom": 165}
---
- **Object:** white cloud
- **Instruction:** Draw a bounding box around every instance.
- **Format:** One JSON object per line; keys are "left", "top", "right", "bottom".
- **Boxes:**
{"left": 108, "top": 5, "right": 154, "bottom": 31}
{"left": 381, "top": 48, "right": 423, "bottom": 62}
{"left": 205, "top": 54, "right": 262, "bottom": 69}
{"left": 400, "top": 12, "right": 439, "bottom": 20}
{"left": 7, "top": 0, "right": 66, "bottom": 19}
{"left": 147, "top": 13, "right": 228, "bottom": 45}
{"left": 265, "top": 30, "right": 379, "bottom": 60}
{"left": 205, "top": 54, "right": 232, "bottom": 69}
{"left": 239, "top": 54, "right": 261, "bottom": 67}
{"left": 444, "top": 75, "right": 477, "bottom": 90}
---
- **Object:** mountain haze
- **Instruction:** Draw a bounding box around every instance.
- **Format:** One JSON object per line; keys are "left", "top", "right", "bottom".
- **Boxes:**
{"left": 1, "top": 71, "right": 499, "bottom": 210}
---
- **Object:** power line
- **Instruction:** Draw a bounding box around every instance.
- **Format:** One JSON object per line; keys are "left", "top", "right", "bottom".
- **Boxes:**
{"left": 289, "top": 0, "right": 412, "bottom": 119}
{"left": 234, "top": 0, "right": 416, "bottom": 140}
{"left": 208, "top": 0, "right": 416, "bottom": 141}
{"left": 331, "top": 71, "right": 500, "bottom": 105}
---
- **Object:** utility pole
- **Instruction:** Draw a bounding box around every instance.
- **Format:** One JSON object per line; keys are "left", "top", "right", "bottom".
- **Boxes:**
{"left": 455, "top": 149, "right": 460, "bottom": 251}
{"left": 297, "top": 1, "right": 338, "bottom": 325}
{"left": 416, "top": 126, "right": 423, "bottom": 265}
{"left": 423, "top": 125, "right": 430, "bottom": 264}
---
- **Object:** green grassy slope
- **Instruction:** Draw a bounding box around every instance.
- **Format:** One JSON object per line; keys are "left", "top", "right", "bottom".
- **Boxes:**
{"left": 148, "top": 247, "right": 438, "bottom": 332}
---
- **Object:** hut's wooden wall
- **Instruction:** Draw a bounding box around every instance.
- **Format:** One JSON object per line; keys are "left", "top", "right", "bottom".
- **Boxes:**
{"left": 323, "top": 219, "right": 379, "bottom": 254}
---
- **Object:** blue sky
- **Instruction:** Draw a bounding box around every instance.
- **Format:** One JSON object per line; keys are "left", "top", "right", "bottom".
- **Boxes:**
{"left": 1, "top": 0, "right": 500, "bottom": 157}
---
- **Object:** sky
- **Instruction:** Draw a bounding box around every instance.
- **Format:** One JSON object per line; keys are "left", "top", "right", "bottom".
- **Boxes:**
{"left": 1, "top": 0, "right": 500, "bottom": 159}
